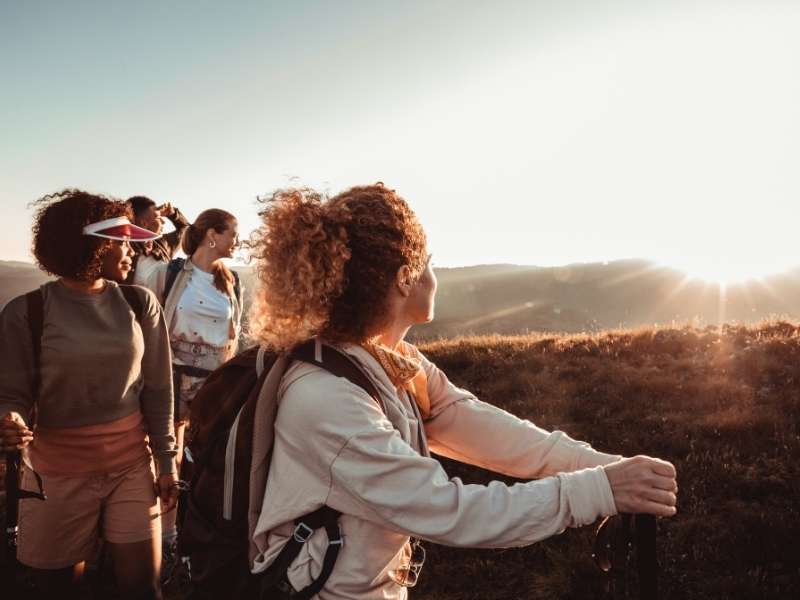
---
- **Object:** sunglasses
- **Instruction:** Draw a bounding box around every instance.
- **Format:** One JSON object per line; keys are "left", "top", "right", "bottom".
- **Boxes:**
{"left": 389, "top": 538, "right": 426, "bottom": 588}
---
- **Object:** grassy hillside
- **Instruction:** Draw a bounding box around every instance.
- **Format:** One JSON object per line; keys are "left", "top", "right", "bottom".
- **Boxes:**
{"left": 410, "top": 323, "right": 800, "bottom": 599}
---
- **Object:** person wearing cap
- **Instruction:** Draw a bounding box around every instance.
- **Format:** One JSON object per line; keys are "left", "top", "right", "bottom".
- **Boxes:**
{"left": 127, "top": 195, "right": 190, "bottom": 286}
{"left": 0, "top": 189, "right": 178, "bottom": 599}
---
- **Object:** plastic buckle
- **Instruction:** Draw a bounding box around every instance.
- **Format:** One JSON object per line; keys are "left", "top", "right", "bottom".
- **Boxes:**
{"left": 329, "top": 535, "right": 344, "bottom": 547}
{"left": 293, "top": 522, "right": 314, "bottom": 543}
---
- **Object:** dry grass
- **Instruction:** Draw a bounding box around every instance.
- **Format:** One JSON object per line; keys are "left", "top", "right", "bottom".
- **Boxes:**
{"left": 413, "top": 322, "right": 800, "bottom": 599}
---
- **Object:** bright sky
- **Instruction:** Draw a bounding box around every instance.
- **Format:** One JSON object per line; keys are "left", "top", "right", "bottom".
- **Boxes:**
{"left": 2, "top": 0, "right": 798, "bottom": 283}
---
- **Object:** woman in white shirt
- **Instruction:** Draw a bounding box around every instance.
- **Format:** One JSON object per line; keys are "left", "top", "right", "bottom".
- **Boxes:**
{"left": 143, "top": 208, "right": 243, "bottom": 569}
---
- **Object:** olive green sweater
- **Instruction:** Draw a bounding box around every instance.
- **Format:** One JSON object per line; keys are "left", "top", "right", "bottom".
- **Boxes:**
{"left": 0, "top": 281, "right": 177, "bottom": 474}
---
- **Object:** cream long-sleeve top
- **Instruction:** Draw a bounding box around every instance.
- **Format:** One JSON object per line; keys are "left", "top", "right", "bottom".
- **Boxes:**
{"left": 252, "top": 343, "right": 620, "bottom": 599}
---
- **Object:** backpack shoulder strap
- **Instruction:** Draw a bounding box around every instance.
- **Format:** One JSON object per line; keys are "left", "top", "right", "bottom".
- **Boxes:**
{"left": 163, "top": 257, "right": 186, "bottom": 304}
{"left": 291, "top": 340, "right": 385, "bottom": 413}
{"left": 24, "top": 289, "right": 44, "bottom": 383}
{"left": 232, "top": 269, "right": 241, "bottom": 304}
{"left": 257, "top": 342, "right": 382, "bottom": 598}
{"left": 119, "top": 285, "right": 144, "bottom": 324}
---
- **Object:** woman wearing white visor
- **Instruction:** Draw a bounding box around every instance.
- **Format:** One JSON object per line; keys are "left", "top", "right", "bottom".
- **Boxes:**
{"left": 0, "top": 189, "right": 178, "bottom": 600}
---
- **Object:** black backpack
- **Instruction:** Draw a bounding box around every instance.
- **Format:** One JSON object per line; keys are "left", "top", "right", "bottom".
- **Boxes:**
{"left": 178, "top": 340, "right": 384, "bottom": 600}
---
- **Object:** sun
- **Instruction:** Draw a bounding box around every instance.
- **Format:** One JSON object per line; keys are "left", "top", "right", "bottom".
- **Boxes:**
{"left": 664, "top": 256, "right": 797, "bottom": 285}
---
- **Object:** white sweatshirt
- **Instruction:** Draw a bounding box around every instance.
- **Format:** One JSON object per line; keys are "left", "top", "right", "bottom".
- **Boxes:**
{"left": 251, "top": 344, "right": 620, "bottom": 599}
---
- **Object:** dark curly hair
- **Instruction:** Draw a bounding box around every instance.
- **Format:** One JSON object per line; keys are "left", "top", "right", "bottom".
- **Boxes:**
{"left": 31, "top": 189, "right": 131, "bottom": 281}
{"left": 248, "top": 183, "right": 428, "bottom": 350}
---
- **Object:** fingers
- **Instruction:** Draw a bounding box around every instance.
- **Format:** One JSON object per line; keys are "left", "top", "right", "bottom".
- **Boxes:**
{"left": 643, "top": 487, "right": 677, "bottom": 508}
{"left": 0, "top": 415, "right": 34, "bottom": 452}
{"left": 604, "top": 455, "right": 679, "bottom": 517}
{"left": 639, "top": 499, "right": 678, "bottom": 518}
{"left": 165, "top": 487, "right": 179, "bottom": 512}
{"left": 1, "top": 434, "right": 34, "bottom": 452}
{"left": 1, "top": 421, "right": 32, "bottom": 435}
{"left": 649, "top": 475, "right": 678, "bottom": 493}
{"left": 159, "top": 485, "right": 179, "bottom": 511}
{"left": 649, "top": 457, "right": 677, "bottom": 479}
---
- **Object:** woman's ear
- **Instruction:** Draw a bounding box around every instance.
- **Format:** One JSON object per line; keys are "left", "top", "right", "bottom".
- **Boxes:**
{"left": 395, "top": 265, "right": 413, "bottom": 298}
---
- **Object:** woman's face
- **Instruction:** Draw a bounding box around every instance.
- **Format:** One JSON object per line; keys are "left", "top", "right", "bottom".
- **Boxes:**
{"left": 100, "top": 239, "right": 134, "bottom": 281}
{"left": 211, "top": 219, "right": 239, "bottom": 258}
{"left": 407, "top": 257, "right": 437, "bottom": 325}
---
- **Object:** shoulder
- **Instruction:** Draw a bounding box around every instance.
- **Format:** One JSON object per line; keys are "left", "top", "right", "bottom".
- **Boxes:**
{"left": 279, "top": 362, "right": 391, "bottom": 440}
{"left": 115, "top": 283, "right": 162, "bottom": 319}
{"left": 0, "top": 291, "right": 32, "bottom": 325}
{"left": 0, "top": 281, "right": 59, "bottom": 321}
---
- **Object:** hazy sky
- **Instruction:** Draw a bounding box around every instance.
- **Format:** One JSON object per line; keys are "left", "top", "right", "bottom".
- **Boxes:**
{"left": 2, "top": 0, "right": 798, "bottom": 282}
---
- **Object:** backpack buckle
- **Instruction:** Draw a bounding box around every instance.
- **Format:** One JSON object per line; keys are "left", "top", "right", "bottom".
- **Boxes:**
{"left": 293, "top": 522, "right": 314, "bottom": 543}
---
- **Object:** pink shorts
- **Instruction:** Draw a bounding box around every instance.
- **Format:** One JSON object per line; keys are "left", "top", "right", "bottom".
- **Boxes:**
{"left": 17, "top": 458, "right": 161, "bottom": 569}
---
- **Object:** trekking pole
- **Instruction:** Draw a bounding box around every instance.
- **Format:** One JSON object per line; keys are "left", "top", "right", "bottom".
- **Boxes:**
{"left": 4, "top": 452, "right": 20, "bottom": 554}
{"left": 635, "top": 515, "right": 658, "bottom": 599}
{"left": 593, "top": 513, "right": 659, "bottom": 600}
{"left": 3, "top": 452, "right": 22, "bottom": 595}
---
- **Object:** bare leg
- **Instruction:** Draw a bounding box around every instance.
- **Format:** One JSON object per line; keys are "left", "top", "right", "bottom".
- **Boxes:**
{"left": 108, "top": 538, "right": 162, "bottom": 600}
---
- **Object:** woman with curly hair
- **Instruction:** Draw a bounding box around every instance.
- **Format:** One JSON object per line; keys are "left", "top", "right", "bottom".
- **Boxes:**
{"left": 247, "top": 184, "right": 678, "bottom": 599}
{"left": 140, "top": 208, "right": 242, "bottom": 571}
{"left": 0, "top": 189, "right": 178, "bottom": 600}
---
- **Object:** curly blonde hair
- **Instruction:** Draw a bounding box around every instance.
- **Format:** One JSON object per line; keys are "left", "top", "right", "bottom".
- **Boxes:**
{"left": 247, "top": 183, "right": 428, "bottom": 350}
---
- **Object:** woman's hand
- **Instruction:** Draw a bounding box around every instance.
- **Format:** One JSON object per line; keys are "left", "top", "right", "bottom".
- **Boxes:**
{"left": 0, "top": 411, "right": 33, "bottom": 453}
{"left": 156, "top": 473, "right": 180, "bottom": 513}
{"left": 603, "top": 455, "right": 678, "bottom": 517}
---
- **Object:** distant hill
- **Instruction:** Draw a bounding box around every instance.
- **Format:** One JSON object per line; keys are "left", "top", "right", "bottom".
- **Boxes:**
{"left": 5, "top": 260, "right": 800, "bottom": 338}
{"left": 411, "top": 260, "right": 800, "bottom": 339}
{"left": 0, "top": 261, "right": 52, "bottom": 306}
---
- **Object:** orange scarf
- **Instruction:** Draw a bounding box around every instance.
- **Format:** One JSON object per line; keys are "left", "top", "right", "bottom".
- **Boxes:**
{"left": 363, "top": 340, "right": 431, "bottom": 419}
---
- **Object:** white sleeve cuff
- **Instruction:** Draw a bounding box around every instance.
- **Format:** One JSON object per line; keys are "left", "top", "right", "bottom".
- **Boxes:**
{"left": 575, "top": 449, "right": 623, "bottom": 469}
{"left": 558, "top": 465, "right": 618, "bottom": 527}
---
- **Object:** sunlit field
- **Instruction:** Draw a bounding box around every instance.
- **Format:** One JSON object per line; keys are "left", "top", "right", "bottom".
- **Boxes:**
{"left": 411, "top": 323, "right": 800, "bottom": 599}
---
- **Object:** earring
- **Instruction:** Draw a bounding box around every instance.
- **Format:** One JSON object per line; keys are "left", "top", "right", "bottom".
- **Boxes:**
{"left": 209, "top": 240, "right": 216, "bottom": 248}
